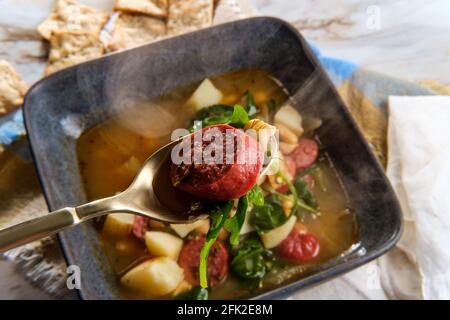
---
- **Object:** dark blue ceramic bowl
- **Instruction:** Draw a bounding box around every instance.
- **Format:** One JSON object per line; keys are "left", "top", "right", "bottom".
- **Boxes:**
{"left": 23, "top": 17, "right": 402, "bottom": 299}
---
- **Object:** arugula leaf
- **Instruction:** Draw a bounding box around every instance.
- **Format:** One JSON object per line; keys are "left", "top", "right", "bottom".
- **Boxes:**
{"left": 249, "top": 195, "right": 287, "bottom": 231}
{"left": 230, "top": 236, "right": 274, "bottom": 280}
{"left": 249, "top": 173, "right": 317, "bottom": 233}
{"left": 230, "top": 104, "right": 250, "bottom": 127}
{"left": 244, "top": 91, "right": 258, "bottom": 117}
{"left": 294, "top": 176, "right": 318, "bottom": 210}
{"left": 188, "top": 104, "right": 250, "bottom": 131}
{"left": 247, "top": 184, "right": 264, "bottom": 207}
{"left": 188, "top": 104, "right": 234, "bottom": 132}
{"left": 279, "top": 171, "right": 317, "bottom": 214}
{"left": 199, "top": 201, "right": 233, "bottom": 288}
{"left": 175, "top": 287, "right": 208, "bottom": 300}
{"left": 224, "top": 196, "right": 249, "bottom": 246}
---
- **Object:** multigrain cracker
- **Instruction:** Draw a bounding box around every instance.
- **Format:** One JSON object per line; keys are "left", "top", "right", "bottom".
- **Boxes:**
{"left": 45, "top": 44, "right": 104, "bottom": 75}
{"left": 107, "top": 13, "right": 166, "bottom": 51}
{"left": 48, "top": 32, "right": 103, "bottom": 62}
{"left": 45, "top": 32, "right": 104, "bottom": 75}
{"left": 0, "top": 61, "right": 28, "bottom": 115}
{"left": 167, "top": 0, "right": 213, "bottom": 36}
{"left": 114, "top": 0, "right": 168, "bottom": 17}
{"left": 37, "top": 0, "right": 109, "bottom": 40}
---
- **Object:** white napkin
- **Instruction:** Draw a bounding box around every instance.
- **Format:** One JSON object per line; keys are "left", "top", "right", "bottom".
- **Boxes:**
{"left": 385, "top": 96, "right": 450, "bottom": 299}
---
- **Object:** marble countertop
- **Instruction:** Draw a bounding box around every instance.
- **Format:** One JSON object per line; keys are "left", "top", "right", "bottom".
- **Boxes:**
{"left": 252, "top": 0, "right": 450, "bottom": 85}
{"left": 0, "top": 0, "right": 449, "bottom": 299}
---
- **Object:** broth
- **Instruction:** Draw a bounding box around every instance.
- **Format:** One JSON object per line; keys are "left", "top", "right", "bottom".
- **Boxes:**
{"left": 77, "top": 69, "right": 357, "bottom": 299}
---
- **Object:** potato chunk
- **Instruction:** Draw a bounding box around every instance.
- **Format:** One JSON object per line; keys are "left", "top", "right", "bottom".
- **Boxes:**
{"left": 170, "top": 220, "right": 208, "bottom": 238}
{"left": 186, "top": 79, "right": 223, "bottom": 111}
{"left": 120, "top": 257, "right": 184, "bottom": 297}
{"left": 275, "top": 104, "right": 304, "bottom": 136}
{"left": 145, "top": 231, "right": 183, "bottom": 260}
{"left": 102, "top": 213, "right": 135, "bottom": 238}
{"left": 260, "top": 215, "right": 297, "bottom": 249}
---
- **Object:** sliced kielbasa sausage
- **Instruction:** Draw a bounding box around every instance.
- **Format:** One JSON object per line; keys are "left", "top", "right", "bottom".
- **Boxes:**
{"left": 171, "top": 124, "right": 263, "bottom": 202}
{"left": 285, "top": 138, "right": 319, "bottom": 171}
{"left": 178, "top": 235, "right": 229, "bottom": 287}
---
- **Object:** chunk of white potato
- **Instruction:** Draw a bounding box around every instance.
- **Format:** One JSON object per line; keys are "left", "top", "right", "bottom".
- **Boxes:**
{"left": 102, "top": 213, "right": 135, "bottom": 238}
{"left": 260, "top": 215, "right": 297, "bottom": 249}
{"left": 170, "top": 220, "right": 208, "bottom": 238}
{"left": 275, "top": 104, "right": 304, "bottom": 136}
{"left": 120, "top": 257, "right": 184, "bottom": 297}
{"left": 145, "top": 231, "right": 183, "bottom": 260}
{"left": 276, "top": 123, "right": 298, "bottom": 144}
{"left": 280, "top": 142, "right": 297, "bottom": 155}
{"left": 186, "top": 79, "right": 223, "bottom": 111}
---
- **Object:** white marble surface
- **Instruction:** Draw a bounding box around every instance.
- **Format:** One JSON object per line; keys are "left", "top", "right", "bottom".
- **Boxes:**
{"left": 0, "top": 0, "right": 449, "bottom": 299}
{"left": 252, "top": 0, "right": 450, "bottom": 84}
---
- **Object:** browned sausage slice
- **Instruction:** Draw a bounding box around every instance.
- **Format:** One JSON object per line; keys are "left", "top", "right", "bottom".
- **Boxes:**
{"left": 178, "top": 235, "right": 229, "bottom": 287}
{"left": 171, "top": 124, "right": 263, "bottom": 202}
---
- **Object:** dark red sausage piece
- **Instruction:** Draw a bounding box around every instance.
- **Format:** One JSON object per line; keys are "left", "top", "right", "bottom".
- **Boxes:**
{"left": 170, "top": 124, "right": 263, "bottom": 202}
{"left": 285, "top": 138, "right": 319, "bottom": 171}
{"left": 178, "top": 236, "right": 229, "bottom": 287}
{"left": 132, "top": 216, "right": 149, "bottom": 241}
{"left": 275, "top": 227, "right": 320, "bottom": 263}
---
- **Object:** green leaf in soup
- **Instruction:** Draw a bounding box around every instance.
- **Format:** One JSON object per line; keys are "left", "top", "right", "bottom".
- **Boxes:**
{"left": 249, "top": 195, "right": 287, "bottom": 232}
{"left": 199, "top": 201, "right": 233, "bottom": 288}
{"left": 278, "top": 170, "right": 317, "bottom": 215}
{"left": 247, "top": 184, "right": 264, "bottom": 207}
{"left": 277, "top": 171, "right": 298, "bottom": 216}
{"left": 230, "top": 236, "right": 273, "bottom": 280}
{"left": 175, "top": 287, "right": 208, "bottom": 300}
{"left": 188, "top": 104, "right": 234, "bottom": 132}
{"left": 294, "top": 176, "right": 318, "bottom": 210}
{"left": 244, "top": 91, "right": 258, "bottom": 117}
{"left": 229, "top": 104, "right": 250, "bottom": 127}
{"left": 224, "top": 195, "right": 249, "bottom": 246}
{"left": 188, "top": 104, "right": 251, "bottom": 131}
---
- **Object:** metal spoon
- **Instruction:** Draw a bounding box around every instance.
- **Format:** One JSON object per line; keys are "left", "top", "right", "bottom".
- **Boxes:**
{"left": 0, "top": 136, "right": 277, "bottom": 252}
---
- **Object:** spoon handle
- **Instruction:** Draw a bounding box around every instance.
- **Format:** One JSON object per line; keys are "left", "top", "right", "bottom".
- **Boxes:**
{"left": 0, "top": 194, "right": 126, "bottom": 252}
{"left": 0, "top": 207, "right": 78, "bottom": 252}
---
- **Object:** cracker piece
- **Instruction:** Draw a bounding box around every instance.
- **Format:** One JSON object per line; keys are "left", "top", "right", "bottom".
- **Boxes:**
{"left": 48, "top": 32, "right": 103, "bottom": 62}
{"left": 38, "top": 0, "right": 109, "bottom": 40}
{"left": 45, "top": 32, "right": 104, "bottom": 75}
{"left": 167, "top": 0, "right": 213, "bottom": 36}
{"left": 0, "top": 61, "right": 28, "bottom": 115}
{"left": 114, "top": 0, "right": 168, "bottom": 17}
{"left": 107, "top": 13, "right": 166, "bottom": 51}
